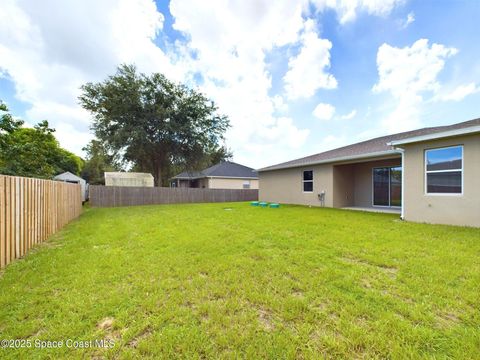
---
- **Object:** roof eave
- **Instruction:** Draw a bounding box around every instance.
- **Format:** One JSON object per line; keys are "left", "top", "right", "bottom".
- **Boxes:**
{"left": 389, "top": 125, "right": 480, "bottom": 146}
{"left": 206, "top": 176, "right": 258, "bottom": 179}
{"left": 172, "top": 176, "right": 205, "bottom": 180}
{"left": 257, "top": 150, "right": 401, "bottom": 172}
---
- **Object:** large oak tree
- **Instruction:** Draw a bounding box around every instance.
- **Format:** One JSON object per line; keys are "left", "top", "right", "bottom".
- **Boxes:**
{"left": 79, "top": 65, "right": 230, "bottom": 186}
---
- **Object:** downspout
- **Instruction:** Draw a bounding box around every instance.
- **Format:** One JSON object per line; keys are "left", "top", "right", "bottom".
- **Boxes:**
{"left": 394, "top": 147, "right": 405, "bottom": 220}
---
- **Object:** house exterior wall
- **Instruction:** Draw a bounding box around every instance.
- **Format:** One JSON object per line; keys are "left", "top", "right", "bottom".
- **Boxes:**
{"left": 332, "top": 164, "right": 354, "bottom": 208}
{"left": 259, "top": 164, "right": 334, "bottom": 207}
{"left": 177, "top": 179, "right": 190, "bottom": 188}
{"left": 208, "top": 178, "right": 259, "bottom": 190}
{"left": 402, "top": 133, "right": 480, "bottom": 227}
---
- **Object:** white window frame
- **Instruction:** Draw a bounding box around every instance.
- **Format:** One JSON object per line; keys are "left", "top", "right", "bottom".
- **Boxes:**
{"left": 302, "top": 170, "right": 314, "bottom": 193}
{"left": 242, "top": 180, "right": 250, "bottom": 189}
{"left": 425, "top": 145, "right": 463, "bottom": 196}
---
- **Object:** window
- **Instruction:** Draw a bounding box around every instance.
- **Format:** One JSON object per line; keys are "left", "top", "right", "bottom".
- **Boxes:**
{"left": 425, "top": 145, "right": 463, "bottom": 194}
{"left": 303, "top": 170, "right": 313, "bottom": 192}
{"left": 373, "top": 166, "right": 402, "bottom": 207}
{"left": 243, "top": 181, "right": 250, "bottom": 189}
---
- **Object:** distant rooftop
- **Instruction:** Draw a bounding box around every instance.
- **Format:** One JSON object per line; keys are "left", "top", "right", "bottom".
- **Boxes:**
{"left": 259, "top": 117, "right": 480, "bottom": 172}
{"left": 173, "top": 161, "right": 258, "bottom": 179}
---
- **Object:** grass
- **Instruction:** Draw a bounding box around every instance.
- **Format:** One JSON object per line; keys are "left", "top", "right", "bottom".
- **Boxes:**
{"left": 0, "top": 202, "right": 479, "bottom": 359}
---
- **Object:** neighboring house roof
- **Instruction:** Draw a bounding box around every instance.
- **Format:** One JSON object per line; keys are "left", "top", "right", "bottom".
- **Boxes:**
{"left": 259, "top": 118, "right": 480, "bottom": 172}
{"left": 104, "top": 172, "right": 154, "bottom": 179}
{"left": 172, "top": 161, "right": 258, "bottom": 180}
{"left": 53, "top": 171, "right": 86, "bottom": 184}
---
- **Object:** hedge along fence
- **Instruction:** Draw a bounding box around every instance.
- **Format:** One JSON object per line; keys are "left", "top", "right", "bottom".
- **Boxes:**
{"left": 90, "top": 185, "right": 259, "bottom": 207}
{"left": 0, "top": 175, "right": 82, "bottom": 269}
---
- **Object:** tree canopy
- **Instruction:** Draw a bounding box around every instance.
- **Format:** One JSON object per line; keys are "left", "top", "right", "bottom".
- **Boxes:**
{"left": 79, "top": 65, "right": 231, "bottom": 186}
{"left": 0, "top": 101, "right": 83, "bottom": 178}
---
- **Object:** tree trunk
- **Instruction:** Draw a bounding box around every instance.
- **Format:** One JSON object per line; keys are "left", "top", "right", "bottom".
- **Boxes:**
{"left": 152, "top": 157, "right": 162, "bottom": 187}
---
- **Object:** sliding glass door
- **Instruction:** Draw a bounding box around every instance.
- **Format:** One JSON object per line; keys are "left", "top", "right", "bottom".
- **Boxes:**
{"left": 373, "top": 166, "right": 402, "bottom": 207}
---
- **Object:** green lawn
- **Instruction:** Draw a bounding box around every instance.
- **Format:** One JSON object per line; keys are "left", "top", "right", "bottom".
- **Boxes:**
{"left": 0, "top": 203, "right": 479, "bottom": 359}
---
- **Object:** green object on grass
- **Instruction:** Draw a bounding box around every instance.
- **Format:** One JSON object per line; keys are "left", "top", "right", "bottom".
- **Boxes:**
{"left": 259, "top": 202, "right": 268, "bottom": 207}
{"left": 250, "top": 201, "right": 259, "bottom": 206}
{"left": 270, "top": 203, "right": 280, "bottom": 208}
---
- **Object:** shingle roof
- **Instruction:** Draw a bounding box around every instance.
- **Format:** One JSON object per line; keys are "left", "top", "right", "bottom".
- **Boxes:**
{"left": 173, "top": 161, "right": 258, "bottom": 179}
{"left": 259, "top": 118, "right": 480, "bottom": 172}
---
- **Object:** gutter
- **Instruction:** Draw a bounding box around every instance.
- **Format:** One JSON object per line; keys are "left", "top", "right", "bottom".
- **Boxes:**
{"left": 393, "top": 147, "right": 405, "bottom": 220}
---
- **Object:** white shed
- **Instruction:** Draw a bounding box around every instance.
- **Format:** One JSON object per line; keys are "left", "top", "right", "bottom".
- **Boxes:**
{"left": 54, "top": 171, "right": 88, "bottom": 202}
{"left": 104, "top": 172, "right": 154, "bottom": 187}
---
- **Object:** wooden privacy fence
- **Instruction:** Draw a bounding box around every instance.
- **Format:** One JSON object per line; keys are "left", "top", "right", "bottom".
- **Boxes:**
{"left": 90, "top": 185, "right": 259, "bottom": 207}
{"left": 0, "top": 175, "right": 82, "bottom": 269}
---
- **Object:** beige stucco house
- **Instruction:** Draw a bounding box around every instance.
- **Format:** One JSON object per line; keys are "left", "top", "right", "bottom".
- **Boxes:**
{"left": 258, "top": 118, "right": 480, "bottom": 227}
{"left": 171, "top": 161, "right": 258, "bottom": 190}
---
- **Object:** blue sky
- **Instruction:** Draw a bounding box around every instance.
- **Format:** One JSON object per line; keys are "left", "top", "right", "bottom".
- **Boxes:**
{"left": 1, "top": 0, "right": 479, "bottom": 168}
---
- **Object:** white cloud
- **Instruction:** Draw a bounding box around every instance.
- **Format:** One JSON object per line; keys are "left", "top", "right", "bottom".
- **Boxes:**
{"left": 340, "top": 109, "right": 357, "bottom": 120}
{"left": 272, "top": 94, "right": 288, "bottom": 113}
{"left": 313, "top": 102, "right": 335, "bottom": 120}
{"left": 400, "top": 12, "right": 415, "bottom": 28}
{"left": 373, "top": 39, "right": 458, "bottom": 133}
{"left": 283, "top": 19, "right": 337, "bottom": 100}
{"left": 311, "top": 0, "right": 405, "bottom": 24}
{"left": 374, "top": 39, "right": 458, "bottom": 98}
{"left": 438, "top": 82, "right": 479, "bottom": 102}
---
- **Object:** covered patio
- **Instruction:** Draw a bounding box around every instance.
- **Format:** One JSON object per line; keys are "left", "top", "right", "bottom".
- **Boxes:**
{"left": 332, "top": 156, "right": 403, "bottom": 214}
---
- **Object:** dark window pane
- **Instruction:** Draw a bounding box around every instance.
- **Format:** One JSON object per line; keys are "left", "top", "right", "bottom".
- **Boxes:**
{"left": 303, "top": 181, "right": 313, "bottom": 192}
{"left": 427, "top": 171, "right": 462, "bottom": 193}
{"left": 373, "top": 168, "right": 389, "bottom": 206}
{"left": 303, "top": 170, "right": 313, "bottom": 181}
{"left": 426, "top": 146, "right": 462, "bottom": 171}
{"left": 390, "top": 167, "right": 402, "bottom": 207}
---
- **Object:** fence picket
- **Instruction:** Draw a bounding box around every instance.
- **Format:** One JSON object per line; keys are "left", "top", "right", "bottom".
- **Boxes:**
{"left": 0, "top": 175, "right": 82, "bottom": 269}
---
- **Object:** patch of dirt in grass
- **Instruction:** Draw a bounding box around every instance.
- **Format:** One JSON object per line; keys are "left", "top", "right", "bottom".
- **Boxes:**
{"left": 354, "top": 315, "right": 370, "bottom": 328}
{"left": 97, "top": 317, "right": 115, "bottom": 331}
{"left": 258, "top": 308, "right": 275, "bottom": 331}
{"left": 27, "top": 328, "right": 45, "bottom": 338}
{"left": 436, "top": 312, "right": 461, "bottom": 328}
{"left": 361, "top": 278, "right": 373, "bottom": 289}
{"left": 127, "top": 327, "right": 153, "bottom": 348}
{"left": 341, "top": 256, "right": 398, "bottom": 278}
{"left": 96, "top": 317, "right": 124, "bottom": 344}
{"left": 292, "top": 287, "right": 304, "bottom": 298}
{"left": 199, "top": 271, "right": 208, "bottom": 278}
{"left": 183, "top": 300, "right": 197, "bottom": 310}
{"left": 250, "top": 253, "right": 266, "bottom": 261}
